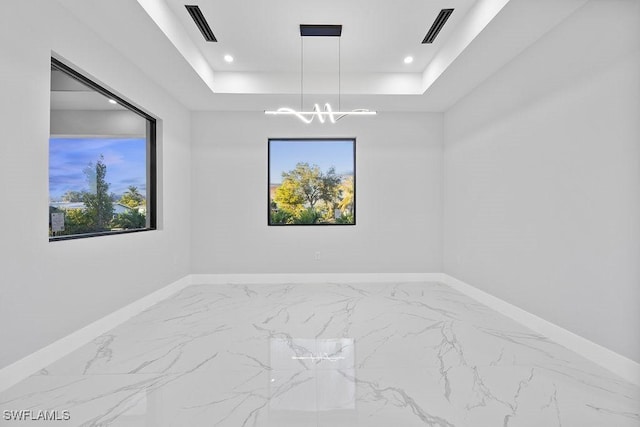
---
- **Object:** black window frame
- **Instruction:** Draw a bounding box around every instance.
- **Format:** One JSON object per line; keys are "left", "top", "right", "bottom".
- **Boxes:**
{"left": 267, "top": 137, "right": 356, "bottom": 226}
{"left": 49, "top": 57, "right": 157, "bottom": 241}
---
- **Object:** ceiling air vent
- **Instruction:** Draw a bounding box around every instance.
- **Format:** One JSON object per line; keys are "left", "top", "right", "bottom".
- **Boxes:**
{"left": 185, "top": 5, "right": 217, "bottom": 42}
{"left": 422, "top": 8, "right": 454, "bottom": 44}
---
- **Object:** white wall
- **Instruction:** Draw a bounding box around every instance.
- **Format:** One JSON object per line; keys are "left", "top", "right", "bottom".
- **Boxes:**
{"left": 444, "top": 0, "right": 640, "bottom": 361}
{"left": 51, "top": 110, "right": 146, "bottom": 137}
{"left": 0, "top": 1, "right": 191, "bottom": 368}
{"left": 191, "top": 112, "right": 443, "bottom": 274}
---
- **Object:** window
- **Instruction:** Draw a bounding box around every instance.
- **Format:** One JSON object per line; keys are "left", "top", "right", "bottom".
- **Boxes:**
{"left": 268, "top": 138, "right": 355, "bottom": 226}
{"left": 49, "top": 58, "right": 156, "bottom": 240}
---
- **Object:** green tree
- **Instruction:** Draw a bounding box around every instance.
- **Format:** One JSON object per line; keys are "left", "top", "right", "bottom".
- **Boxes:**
{"left": 82, "top": 155, "right": 113, "bottom": 231}
{"left": 270, "top": 208, "right": 294, "bottom": 225}
{"left": 281, "top": 163, "right": 324, "bottom": 208}
{"left": 119, "top": 185, "right": 145, "bottom": 208}
{"left": 336, "top": 212, "right": 354, "bottom": 224}
{"left": 275, "top": 163, "right": 342, "bottom": 210}
{"left": 337, "top": 176, "right": 354, "bottom": 214}
{"left": 317, "top": 166, "right": 342, "bottom": 221}
{"left": 112, "top": 209, "right": 146, "bottom": 229}
{"left": 64, "top": 208, "right": 93, "bottom": 235}
{"left": 320, "top": 167, "right": 341, "bottom": 205}
{"left": 293, "top": 207, "right": 320, "bottom": 224}
{"left": 274, "top": 179, "right": 305, "bottom": 213}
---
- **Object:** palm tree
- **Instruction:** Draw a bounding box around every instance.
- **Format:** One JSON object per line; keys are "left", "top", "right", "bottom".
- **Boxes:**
{"left": 120, "top": 185, "right": 144, "bottom": 208}
{"left": 337, "top": 176, "right": 354, "bottom": 214}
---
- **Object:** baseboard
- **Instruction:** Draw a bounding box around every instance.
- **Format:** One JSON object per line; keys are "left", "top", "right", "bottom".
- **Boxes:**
{"left": 190, "top": 272, "right": 445, "bottom": 285}
{"left": 442, "top": 274, "right": 640, "bottom": 385}
{"left": 0, "top": 275, "right": 192, "bottom": 393}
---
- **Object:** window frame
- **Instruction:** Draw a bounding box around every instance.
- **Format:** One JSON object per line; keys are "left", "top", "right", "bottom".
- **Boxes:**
{"left": 49, "top": 57, "right": 157, "bottom": 241}
{"left": 267, "top": 137, "right": 357, "bottom": 227}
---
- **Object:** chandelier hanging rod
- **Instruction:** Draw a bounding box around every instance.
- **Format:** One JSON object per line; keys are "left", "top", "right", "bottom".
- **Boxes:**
{"left": 265, "top": 24, "right": 377, "bottom": 124}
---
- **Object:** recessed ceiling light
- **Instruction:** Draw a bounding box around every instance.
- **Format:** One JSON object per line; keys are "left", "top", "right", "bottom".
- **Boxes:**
{"left": 224, "top": 54, "right": 234, "bottom": 63}
{"left": 404, "top": 56, "right": 414, "bottom": 64}
{"left": 108, "top": 99, "right": 117, "bottom": 104}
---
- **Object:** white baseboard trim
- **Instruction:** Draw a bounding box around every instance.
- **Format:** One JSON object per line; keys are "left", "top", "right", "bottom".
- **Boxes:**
{"left": 190, "top": 272, "right": 445, "bottom": 285}
{"left": 0, "top": 275, "right": 192, "bottom": 393}
{"left": 442, "top": 274, "right": 640, "bottom": 385}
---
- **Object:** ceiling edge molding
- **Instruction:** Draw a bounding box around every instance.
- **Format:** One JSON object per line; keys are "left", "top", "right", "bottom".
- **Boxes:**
{"left": 212, "top": 72, "right": 424, "bottom": 95}
{"left": 136, "top": 0, "right": 217, "bottom": 93}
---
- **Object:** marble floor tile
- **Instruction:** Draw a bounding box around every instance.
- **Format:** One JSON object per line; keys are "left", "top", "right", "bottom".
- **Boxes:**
{"left": 1, "top": 281, "right": 638, "bottom": 426}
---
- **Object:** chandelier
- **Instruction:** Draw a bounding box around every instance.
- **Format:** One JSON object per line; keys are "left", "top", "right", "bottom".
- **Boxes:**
{"left": 265, "top": 24, "right": 377, "bottom": 124}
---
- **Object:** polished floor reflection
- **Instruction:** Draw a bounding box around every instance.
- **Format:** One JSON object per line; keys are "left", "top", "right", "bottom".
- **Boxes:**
{"left": 1, "top": 282, "right": 638, "bottom": 426}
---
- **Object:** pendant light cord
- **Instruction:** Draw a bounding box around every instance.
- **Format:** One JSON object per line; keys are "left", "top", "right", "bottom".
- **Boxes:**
{"left": 339, "top": 37, "right": 341, "bottom": 112}
{"left": 265, "top": 26, "right": 376, "bottom": 121}
{"left": 300, "top": 34, "right": 341, "bottom": 112}
{"left": 300, "top": 36, "right": 304, "bottom": 111}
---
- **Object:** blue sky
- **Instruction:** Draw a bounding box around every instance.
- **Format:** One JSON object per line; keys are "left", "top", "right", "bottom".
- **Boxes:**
{"left": 269, "top": 139, "right": 354, "bottom": 184}
{"left": 49, "top": 137, "right": 146, "bottom": 200}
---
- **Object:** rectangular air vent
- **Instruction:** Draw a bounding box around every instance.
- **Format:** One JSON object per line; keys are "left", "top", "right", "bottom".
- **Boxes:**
{"left": 185, "top": 5, "right": 217, "bottom": 42}
{"left": 300, "top": 24, "right": 342, "bottom": 37}
{"left": 422, "top": 8, "right": 454, "bottom": 44}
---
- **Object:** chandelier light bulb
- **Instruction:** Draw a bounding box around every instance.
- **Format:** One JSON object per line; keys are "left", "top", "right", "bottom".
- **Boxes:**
{"left": 265, "top": 104, "right": 376, "bottom": 124}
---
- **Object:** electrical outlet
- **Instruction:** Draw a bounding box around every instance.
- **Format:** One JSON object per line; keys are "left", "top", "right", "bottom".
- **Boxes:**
{"left": 314, "top": 251, "right": 321, "bottom": 261}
